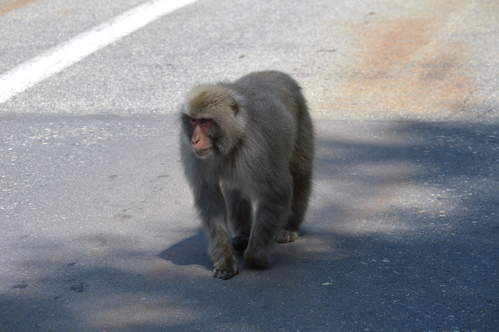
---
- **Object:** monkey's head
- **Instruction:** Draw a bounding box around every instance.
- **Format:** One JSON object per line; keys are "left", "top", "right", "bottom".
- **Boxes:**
{"left": 180, "top": 84, "right": 246, "bottom": 159}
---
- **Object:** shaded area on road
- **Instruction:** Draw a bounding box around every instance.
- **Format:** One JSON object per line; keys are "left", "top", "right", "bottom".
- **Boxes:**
{"left": 159, "top": 229, "right": 211, "bottom": 269}
{"left": 1, "top": 115, "right": 497, "bottom": 331}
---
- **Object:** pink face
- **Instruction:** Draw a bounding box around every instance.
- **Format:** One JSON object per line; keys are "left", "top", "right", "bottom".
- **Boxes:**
{"left": 189, "top": 117, "right": 213, "bottom": 157}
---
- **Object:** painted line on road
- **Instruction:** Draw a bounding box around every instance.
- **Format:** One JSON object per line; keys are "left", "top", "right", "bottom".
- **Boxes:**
{"left": 0, "top": 0, "right": 198, "bottom": 104}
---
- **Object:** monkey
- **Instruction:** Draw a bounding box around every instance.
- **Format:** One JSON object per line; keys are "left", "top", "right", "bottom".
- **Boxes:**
{"left": 179, "top": 71, "right": 314, "bottom": 279}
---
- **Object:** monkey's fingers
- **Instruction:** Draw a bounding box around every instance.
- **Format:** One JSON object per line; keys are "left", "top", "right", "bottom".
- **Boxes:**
{"left": 213, "top": 268, "right": 239, "bottom": 280}
{"left": 276, "top": 230, "right": 299, "bottom": 243}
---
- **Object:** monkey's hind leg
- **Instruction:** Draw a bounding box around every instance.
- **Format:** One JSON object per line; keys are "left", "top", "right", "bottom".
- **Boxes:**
{"left": 245, "top": 202, "right": 289, "bottom": 268}
{"left": 224, "top": 188, "right": 252, "bottom": 252}
{"left": 277, "top": 168, "right": 313, "bottom": 244}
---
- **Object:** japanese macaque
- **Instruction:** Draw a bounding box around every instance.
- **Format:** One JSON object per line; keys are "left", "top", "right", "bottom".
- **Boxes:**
{"left": 179, "top": 71, "right": 314, "bottom": 279}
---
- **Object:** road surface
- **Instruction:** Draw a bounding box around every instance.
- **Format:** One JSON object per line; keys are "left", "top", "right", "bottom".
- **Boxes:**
{"left": 1, "top": 0, "right": 498, "bottom": 331}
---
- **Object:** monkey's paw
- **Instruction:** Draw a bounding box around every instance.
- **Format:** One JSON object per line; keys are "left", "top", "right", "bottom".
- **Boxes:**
{"left": 276, "top": 230, "right": 299, "bottom": 243}
{"left": 232, "top": 236, "right": 249, "bottom": 251}
{"left": 213, "top": 267, "right": 238, "bottom": 280}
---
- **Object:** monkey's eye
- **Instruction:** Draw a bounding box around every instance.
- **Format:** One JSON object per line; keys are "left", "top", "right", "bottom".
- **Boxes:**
{"left": 199, "top": 119, "right": 212, "bottom": 127}
{"left": 188, "top": 117, "right": 197, "bottom": 126}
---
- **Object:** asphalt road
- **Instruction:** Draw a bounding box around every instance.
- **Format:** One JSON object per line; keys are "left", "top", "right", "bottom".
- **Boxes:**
{"left": 1, "top": 0, "right": 498, "bottom": 331}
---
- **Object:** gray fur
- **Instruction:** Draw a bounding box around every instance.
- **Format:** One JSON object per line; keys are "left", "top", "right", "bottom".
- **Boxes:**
{"left": 179, "top": 71, "right": 314, "bottom": 279}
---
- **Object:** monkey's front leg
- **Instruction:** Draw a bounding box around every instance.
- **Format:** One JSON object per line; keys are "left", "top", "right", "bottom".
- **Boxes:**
{"left": 196, "top": 188, "right": 238, "bottom": 279}
{"left": 206, "top": 222, "right": 239, "bottom": 279}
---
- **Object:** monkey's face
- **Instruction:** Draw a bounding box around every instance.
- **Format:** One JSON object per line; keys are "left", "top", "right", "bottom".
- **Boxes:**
{"left": 181, "top": 84, "right": 246, "bottom": 160}
{"left": 187, "top": 116, "right": 214, "bottom": 158}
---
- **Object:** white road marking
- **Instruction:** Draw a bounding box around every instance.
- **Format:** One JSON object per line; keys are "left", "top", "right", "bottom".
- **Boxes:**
{"left": 0, "top": 0, "right": 198, "bottom": 104}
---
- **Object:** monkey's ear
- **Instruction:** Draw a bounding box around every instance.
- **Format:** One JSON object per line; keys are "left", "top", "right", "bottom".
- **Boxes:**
{"left": 228, "top": 90, "right": 241, "bottom": 115}
{"left": 231, "top": 102, "right": 239, "bottom": 114}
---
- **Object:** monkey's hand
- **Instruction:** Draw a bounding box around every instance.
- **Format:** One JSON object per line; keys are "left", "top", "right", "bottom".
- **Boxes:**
{"left": 232, "top": 236, "right": 249, "bottom": 251}
{"left": 213, "top": 265, "right": 239, "bottom": 280}
{"left": 276, "top": 230, "right": 299, "bottom": 243}
{"left": 210, "top": 242, "right": 239, "bottom": 279}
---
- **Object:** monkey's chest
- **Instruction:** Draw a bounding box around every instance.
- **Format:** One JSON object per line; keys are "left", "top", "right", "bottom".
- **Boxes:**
{"left": 219, "top": 173, "right": 256, "bottom": 198}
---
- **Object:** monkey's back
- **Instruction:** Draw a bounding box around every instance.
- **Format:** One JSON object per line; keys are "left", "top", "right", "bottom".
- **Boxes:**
{"left": 226, "top": 72, "right": 297, "bottom": 160}
{"left": 232, "top": 71, "right": 314, "bottom": 172}
{"left": 233, "top": 71, "right": 306, "bottom": 119}
{"left": 234, "top": 71, "right": 314, "bottom": 154}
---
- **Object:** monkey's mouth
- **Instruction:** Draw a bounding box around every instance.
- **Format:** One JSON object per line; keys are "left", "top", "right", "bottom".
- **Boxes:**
{"left": 194, "top": 147, "right": 213, "bottom": 157}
